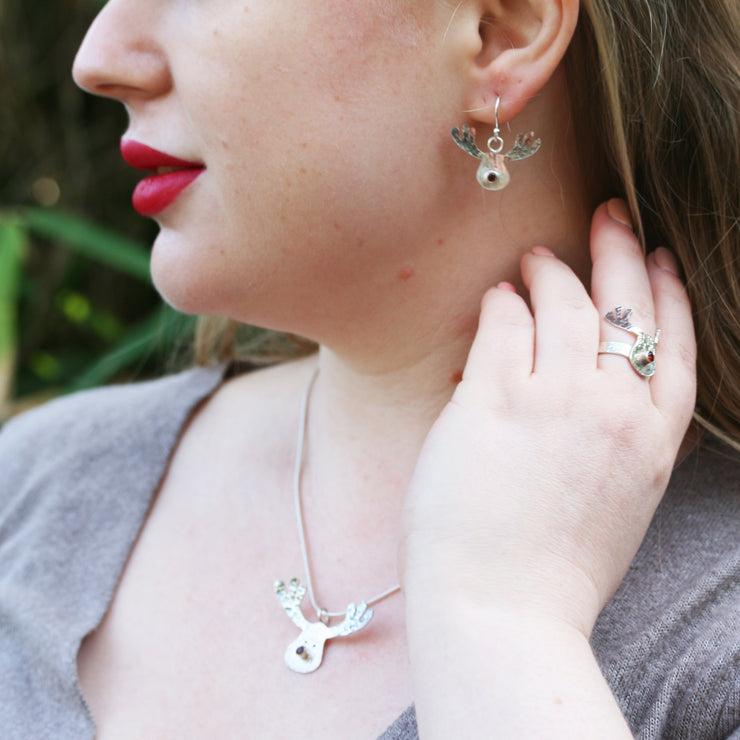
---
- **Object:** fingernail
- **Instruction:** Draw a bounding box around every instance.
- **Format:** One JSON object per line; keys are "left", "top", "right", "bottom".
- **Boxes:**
{"left": 654, "top": 246, "right": 680, "bottom": 277}
{"left": 606, "top": 198, "right": 633, "bottom": 230}
{"left": 531, "top": 245, "right": 555, "bottom": 257}
{"left": 496, "top": 281, "right": 517, "bottom": 293}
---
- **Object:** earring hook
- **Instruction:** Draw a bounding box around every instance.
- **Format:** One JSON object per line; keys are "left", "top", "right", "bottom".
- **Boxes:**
{"left": 487, "top": 96, "right": 504, "bottom": 154}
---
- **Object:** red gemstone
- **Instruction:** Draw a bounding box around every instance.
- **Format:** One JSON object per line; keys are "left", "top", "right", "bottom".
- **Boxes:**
{"left": 647, "top": 351, "right": 655, "bottom": 362}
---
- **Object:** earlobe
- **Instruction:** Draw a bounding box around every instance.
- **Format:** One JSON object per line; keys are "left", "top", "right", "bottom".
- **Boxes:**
{"left": 462, "top": 0, "right": 579, "bottom": 125}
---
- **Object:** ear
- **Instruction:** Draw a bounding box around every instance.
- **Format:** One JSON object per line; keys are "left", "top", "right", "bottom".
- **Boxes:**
{"left": 459, "top": 0, "right": 579, "bottom": 125}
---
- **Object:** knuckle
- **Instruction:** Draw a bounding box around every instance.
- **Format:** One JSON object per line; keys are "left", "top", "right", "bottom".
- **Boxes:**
{"left": 627, "top": 298, "right": 655, "bottom": 327}
{"left": 595, "top": 397, "right": 648, "bottom": 451}
{"left": 598, "top": 405, "right": 637, "bottom": 442}
{"left": 561, "top": 298, "right": 599, "bottom": 331}
{"left": 593, "top": 399, "right": 675, "bottom": 486}
{"left": 562, "top": 296, "right": 596, "bottom": 317}
{"left": 644, "top": 445, "right": 676, "bottom": 492}
{"left": 553, "top": 300, "right": 598, "bottom": 348}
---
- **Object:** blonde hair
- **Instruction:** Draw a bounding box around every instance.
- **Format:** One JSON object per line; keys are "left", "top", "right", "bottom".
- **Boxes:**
{"left": 193, "top": 316, "right": 315, "bottom": 367}
{"left": 196, "top": 0, "right": 740, "bottom": 448}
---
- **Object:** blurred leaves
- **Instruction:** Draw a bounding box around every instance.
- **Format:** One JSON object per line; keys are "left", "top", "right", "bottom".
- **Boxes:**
{"left": 0, "top": 208, "right": 197, "bottom": 420}
{"left": 1, "top": 0, "right": 192, "bottom": 420}
{"left": 21, "top": 208, "right": 151, "bottom": 281}
{"left": 0, "top": 220, "right": 27, "bottom": 410}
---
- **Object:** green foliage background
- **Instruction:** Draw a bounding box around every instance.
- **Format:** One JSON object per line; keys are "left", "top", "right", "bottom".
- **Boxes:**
{"left": 0, "top": 0, "right": 195, "bottom": 420}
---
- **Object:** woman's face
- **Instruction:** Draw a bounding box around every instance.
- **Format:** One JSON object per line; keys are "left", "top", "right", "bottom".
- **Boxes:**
{"left": 73, "top": 0, "right": 464, "bottom": 336}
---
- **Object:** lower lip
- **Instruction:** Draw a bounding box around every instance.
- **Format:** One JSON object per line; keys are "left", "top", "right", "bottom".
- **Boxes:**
{"left": 132, "top": 169, "right": 205, "bottom": 216}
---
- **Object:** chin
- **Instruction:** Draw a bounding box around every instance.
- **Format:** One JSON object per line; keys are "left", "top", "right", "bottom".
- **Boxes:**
{"left": 152, "top": 277, "right": 204, "bottom": 316}
{"left": 151, "top": 260, "right": 239, "bottom": 319}
{"left": 149, "top": 241, "right": 278, "bottom": 330}
{"left": 147, "top": 226, "right": 223, "bottom": 314}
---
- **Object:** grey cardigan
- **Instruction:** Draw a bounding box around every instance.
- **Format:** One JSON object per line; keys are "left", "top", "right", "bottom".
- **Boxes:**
{"left": 1, "top": 367, "right": 739, "bottom": 739}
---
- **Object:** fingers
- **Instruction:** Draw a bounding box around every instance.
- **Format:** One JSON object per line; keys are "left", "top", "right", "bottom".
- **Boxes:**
{"left": 521, "top": 247, "right": 599, "bottom": 375}
{"left": 467, "top": 236, "right": 618, "bottom": 386}
{"left": 588, "top": 200, "right": 696, "bottom": 423}
{"left": 589, "top": 200, "right": 656, "bottom": 379}
{"left": 462, "top": 283, "right": 534, "bottom": 390}
{"left": 645, "top": 248, "right": 697, "bottom": 428}
{"left": 465, "top": 249, "right": 599, "bottom": 393}
{"left": 463, "top": 199, "right": 695, "bottom": 425}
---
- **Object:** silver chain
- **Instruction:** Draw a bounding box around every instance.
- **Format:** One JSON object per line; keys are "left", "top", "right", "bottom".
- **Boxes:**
{"left": 293, "top": 367, "right": 401, "bottom": 621}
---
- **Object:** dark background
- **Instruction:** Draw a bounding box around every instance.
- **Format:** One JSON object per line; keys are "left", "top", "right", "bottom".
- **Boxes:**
{"left": 1, "top": 0, "right": 185, "bottom": 419}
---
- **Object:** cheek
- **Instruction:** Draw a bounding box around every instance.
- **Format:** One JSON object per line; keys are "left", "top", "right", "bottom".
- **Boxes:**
{"left": 184, "top": 1, "right": 433, "bottom": 129}
{"left": 188, "top": 21, "right": 446, "bottom": 236}
{"left": 153, "top": 1, "right": 457, "bottom": 317}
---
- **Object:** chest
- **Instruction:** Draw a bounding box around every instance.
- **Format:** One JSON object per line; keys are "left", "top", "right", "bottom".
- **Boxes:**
{"left": 76, "top": 460, "right": 412, "bottom": 738}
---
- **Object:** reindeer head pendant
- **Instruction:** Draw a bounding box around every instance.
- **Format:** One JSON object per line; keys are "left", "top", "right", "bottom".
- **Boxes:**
{"left": 451, "top": 124, "right": 541, "bottom": 191}
{"left": 275, "top": 578, "right": 373, "bottom": 673}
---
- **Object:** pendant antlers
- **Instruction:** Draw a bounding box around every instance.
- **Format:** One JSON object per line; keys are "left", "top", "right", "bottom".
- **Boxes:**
{"left": 275, "top": 578, "right": 373, "bottom": 673}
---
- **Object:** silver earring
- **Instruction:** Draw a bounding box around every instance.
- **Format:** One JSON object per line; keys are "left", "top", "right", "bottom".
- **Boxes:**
{"left": 451, "top": 97, "right": 541, "bottom": 191}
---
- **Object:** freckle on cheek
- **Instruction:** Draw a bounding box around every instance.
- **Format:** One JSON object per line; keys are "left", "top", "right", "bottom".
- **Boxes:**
{"left": 449, "top": 370, "right": 463, "bottom": 385}
{"left": 437, "top": 238, "right": 445, "bottom": 246}
{"left": 397, "top": 266, "right": 414, "bottom": 281}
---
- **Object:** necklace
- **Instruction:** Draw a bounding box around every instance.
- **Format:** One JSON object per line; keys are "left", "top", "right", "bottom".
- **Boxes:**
{"left": 274, "top": 367, "right": 401, "bottom": 673}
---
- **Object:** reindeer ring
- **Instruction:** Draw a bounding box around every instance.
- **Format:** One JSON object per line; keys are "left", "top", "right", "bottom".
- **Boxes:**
{"left": 275, "top": 578, "right": 373, "bottom": 673}
{"left": 451, "top": 97, "right": 541, "bottom": 191}
{"left": 598, "top": 306, "right": 661, "bottom": 378}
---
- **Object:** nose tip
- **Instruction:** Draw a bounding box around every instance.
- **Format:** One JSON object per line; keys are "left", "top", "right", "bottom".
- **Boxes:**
{"left": 71, "top": 31, "right": 108, "bottom": 96}
{"left": 72, "top": 1, "right": 170, "bottom": 101}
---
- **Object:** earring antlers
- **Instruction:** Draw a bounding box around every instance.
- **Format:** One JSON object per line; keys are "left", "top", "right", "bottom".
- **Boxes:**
{"left": 451, "top": 97, "right": 541, "bottom": 191}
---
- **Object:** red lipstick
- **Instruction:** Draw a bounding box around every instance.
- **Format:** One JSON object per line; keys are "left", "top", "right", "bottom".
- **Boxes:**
{"left": 120, "top": 140, "right": 205, "bottom": 217}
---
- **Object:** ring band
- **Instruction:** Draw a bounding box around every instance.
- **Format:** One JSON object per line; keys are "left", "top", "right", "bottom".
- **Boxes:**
{"left": 598, "top": 306, "right": 660, "bottom": 378}
{"left": 598, "top": 341, "right": 634, "bottom": 357}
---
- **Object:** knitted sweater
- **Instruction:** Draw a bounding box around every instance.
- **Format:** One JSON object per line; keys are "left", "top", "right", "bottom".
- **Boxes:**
{"left": 1, "top": 368, "right": 739, "bottom": 738}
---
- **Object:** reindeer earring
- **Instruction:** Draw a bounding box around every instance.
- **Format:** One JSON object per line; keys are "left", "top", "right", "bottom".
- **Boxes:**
{"left": 452, "top": 96, "right": 541, "bottom": 191}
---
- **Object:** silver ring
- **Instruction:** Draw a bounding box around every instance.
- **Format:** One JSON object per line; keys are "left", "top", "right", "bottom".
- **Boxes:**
{"left": 597, "top": 306, "right": 661, "bottom": 378}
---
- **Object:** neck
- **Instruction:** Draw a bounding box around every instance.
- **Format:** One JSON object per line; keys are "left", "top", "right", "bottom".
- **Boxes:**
{"left": 275, "top": 69, "right": 595, "bottom": 602}
{"left": 312, "top": 329, "right": 472, "bottom": 477}
{"left": 290, "top": 334, "right": 472, "bottom": 607}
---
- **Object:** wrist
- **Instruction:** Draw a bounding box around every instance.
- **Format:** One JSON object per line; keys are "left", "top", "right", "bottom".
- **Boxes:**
{"left": 406, "top": 595, "right": 631, "bottom": 739}
{"left": 402, "top": 543, "right": 603, "bottom": 639}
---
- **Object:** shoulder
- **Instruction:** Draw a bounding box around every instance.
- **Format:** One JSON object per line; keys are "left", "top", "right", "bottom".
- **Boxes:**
{"left": 0, "top": 364, "right": 226, "bottom": 548}
{"left": 0, "top": 366, "right": 225, "bottom": 738}
{"left": 594, "top": 443, "right": 740, "bottom": 738}
{"left": 0, "top": 365, "right": 225, "bottom": 473}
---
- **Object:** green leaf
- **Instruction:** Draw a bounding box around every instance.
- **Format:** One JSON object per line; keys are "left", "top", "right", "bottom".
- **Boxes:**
{"left": 0, "top": 219, "right": 27, "bottom": 359}
{"left": 66, "top": 304, "right": 196, "bottom": 391}
{"left": 21, "top": 208, "right": 151, "bottom": 282}
{"left": 0, "top": 218, "right": 28, "bottom": 403}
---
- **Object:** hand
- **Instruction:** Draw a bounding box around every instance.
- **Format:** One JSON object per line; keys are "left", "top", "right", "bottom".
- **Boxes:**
{"left": 401, "top": 199, "right": 696, "bottom": 636}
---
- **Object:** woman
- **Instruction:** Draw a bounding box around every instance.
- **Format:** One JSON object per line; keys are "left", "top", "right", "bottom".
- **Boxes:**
{"left": 1, "top": 0, "right": 739, "bottom": 737}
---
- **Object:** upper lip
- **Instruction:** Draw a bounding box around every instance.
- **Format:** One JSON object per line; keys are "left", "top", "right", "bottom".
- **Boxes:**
{"left": 120, "top": 140, "right": 205, "bottom": 172}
